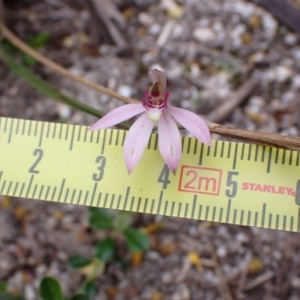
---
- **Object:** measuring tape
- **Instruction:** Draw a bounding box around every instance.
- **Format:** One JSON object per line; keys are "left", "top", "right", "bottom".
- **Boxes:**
{"left": 0, "top": 117, "right": 300, "bottom": 232}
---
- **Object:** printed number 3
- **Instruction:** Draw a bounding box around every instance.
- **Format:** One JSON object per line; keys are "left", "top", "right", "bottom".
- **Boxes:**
{"left": 93, "top": 156, "right": 106, "bottom": 182}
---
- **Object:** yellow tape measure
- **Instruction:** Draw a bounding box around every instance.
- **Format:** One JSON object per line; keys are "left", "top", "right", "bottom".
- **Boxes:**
{"left": 0, "top": 117, "right": 300, "bottom": 232}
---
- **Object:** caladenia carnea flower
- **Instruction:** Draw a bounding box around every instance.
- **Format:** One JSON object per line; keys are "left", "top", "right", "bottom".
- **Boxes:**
{"left": 89, "top": 69, "right": 211, "bottom": 174}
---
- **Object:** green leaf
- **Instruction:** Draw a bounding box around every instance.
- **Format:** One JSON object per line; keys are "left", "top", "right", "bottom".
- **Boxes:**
{"left": 89, "top": 208, "right": 113, "bottom": 230}
{"left": 27, "top": 32, "right": 51, "bottom": 49}
{"left": 0, "top": 45, "right": 130, "bottom": 130}
{"left": 0, "top": 39, "right": 17, "bottom": 53}
{"left": 69, "top": 295, "right": 89, "bottom": 300}
{"left": 22, "top": 53, "right": 37, "bottom": 67}
{"left": 83, "top": 282, "right": 97, "bottom": 297}
{"left": 39, "top": 277, "right": 64, "bottom": 300}
{"left": 68, "top": 256, "right": 92, "bottom": 269}
{"left": 113, "top": 211, "right": 133, "bottom": 232}
{"left": 0, "top": 282, "right": 7, "bottom": 293}
{"left": 123, "top": 227, "right": 150, "bottom": 252}
{"left": 94, "top": 238, "right": 115, "bottom": 262}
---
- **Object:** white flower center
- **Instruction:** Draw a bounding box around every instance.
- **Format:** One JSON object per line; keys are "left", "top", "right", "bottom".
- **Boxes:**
{"left": 147, "top": 108, "right": 162, "bottom": 122}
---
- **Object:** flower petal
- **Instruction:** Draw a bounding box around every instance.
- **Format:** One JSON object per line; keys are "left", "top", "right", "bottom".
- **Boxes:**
{"left": 89, "top": 103, "right": 145, "bottom": 130}
{"left": 124, "top": 113, "right": 154, "bottom": 173}
{"left": 158, "top": 111, "right": 182, "bottom": 174}
{"left": 167, "top": 106, "right": 211, "bottom": 145}
{"left": 149, "top": 69, "right": 167, "bottom": 90}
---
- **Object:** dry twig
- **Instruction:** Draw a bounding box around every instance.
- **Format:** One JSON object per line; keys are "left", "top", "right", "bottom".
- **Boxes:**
{"left": 201, "top": 228, "right": 233, "bottom": 300}
{"left": 249, "top": 0, "right": 300, "bottom": 36}
{"left": 0, "top": 22, "right": 136, "bottom": 105}
{"left": 236, "top": 253, "right": 252, "bottom": 298}
{"left": 1, "top": 21, "right": 300, "bottom": 151}
{"left": 206, "top": 73, "right": 261, "bottom": 123}
{"left": 87, "top": 0, "right": 127, "bottom": 48}
{"left": 244, "top": 271, "right": 274, "bottom": 291}
{"left": 207, "top": 121, "right": 300, "bottom": 151}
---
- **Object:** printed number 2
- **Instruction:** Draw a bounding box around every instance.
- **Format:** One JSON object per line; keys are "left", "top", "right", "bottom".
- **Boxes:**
{"left": 29, "top": 148, "right": 43, "bottom": 174}
{"left": 225, "top": 171, "right": 239, "bottom": 198}
{"left": 158, "top": 164, "right": 171, "bottom": 189}
{"left": 93, "top": 156, "right": 106, "bottom": 182}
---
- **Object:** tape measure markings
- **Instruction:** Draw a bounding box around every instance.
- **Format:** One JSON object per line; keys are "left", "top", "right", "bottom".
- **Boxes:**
{"left": 1, "top": 117, "right": 300, "bottom": 232}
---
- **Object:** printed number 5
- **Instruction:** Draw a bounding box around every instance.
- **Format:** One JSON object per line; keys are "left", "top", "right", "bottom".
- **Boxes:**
{"left": 93, "top": 156, "right": 106, "bottom": 182}
{"left": 225, "top": 171, "right": 239, "bottom": 198}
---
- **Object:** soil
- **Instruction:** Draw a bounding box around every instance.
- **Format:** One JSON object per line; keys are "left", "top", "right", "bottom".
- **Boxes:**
{"left": 1, "top": 0, "right": 300, "bottom": 299}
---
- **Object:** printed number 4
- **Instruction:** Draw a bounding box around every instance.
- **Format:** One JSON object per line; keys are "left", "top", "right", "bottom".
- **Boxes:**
{"left": 158, "top": 164, "right": 171, "bottom": 189}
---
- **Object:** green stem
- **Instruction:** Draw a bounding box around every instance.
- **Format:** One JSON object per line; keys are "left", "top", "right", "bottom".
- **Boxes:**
{"left": 0, "top": 44, "right": 130, "bottom": 129}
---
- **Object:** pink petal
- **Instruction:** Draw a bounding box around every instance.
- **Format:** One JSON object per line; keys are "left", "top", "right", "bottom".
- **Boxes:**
{"left": 124, "top": 113, "right": 154, "bottom": 173}
{"left": 149, "top": 69, "right": 167, "bottom": 90}
{"left": 158, "top": 111, "right": 182, "bottom": 174}
{"left": 89, "top": 103, "right": 145, "bottom": 130}
{"left": 167, "top": 106, "right": 211, "bottom": 146}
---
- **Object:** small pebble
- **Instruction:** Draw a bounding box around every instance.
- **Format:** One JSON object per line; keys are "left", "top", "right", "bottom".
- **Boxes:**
{"left": 172, "top": 284, "right": 190, "bottom": 300}
{"left": 262, "top": 13, "right": 278, "bottom": 36}
{"left": 149, "top": 24, "right": 161, "bottom": 36}
{"left": 167, "top": 65, "right": 183, "bottom": 79}
{"left": 172, "top": 24, "right": 184, "bottom": 38}
{"left": 161, "top": 271, "right": 173, "bottom": 284}
{"left": 56, "top": 103, "right": 71, "bottom": 119}
{"left": 204, "top": 270, "right": 219, "bottom": 285}
{"left": 266, "top": 66, "right": 292, "bottom": 83}
{"left": 36, "top": 264, "right": 47, "bottom": 276}
{"left": 273, "top": 250, "right": 282, "bottom": 260}
{"left": 24, "top": 285, "right": 35, "bottom": 300}
{"left": 188, "top": 226, "right": 198, "bottom": 237}
{"left": 117, "top": 85, "right": 132, "bottom": 98}
{"left": 284, "top": 33, "right": 298, "bottom": 46}
{"left": 292, "top": 75, "right": 300, "bottom": 89}
{"left": 138, "top": 12, "right": 154, "bottom": 26}
{"left": 193, "top": 28, "right": 216, "bottom": 43}
{"left": 217, "top": 225, "right": 229, "bottom": 238}
{"left": 146, "top": 251, "right": 161, "bottom": 261}
{"left": 216, "top": 246, "right": 227, "bottom": 258}
{"left": 235, "top": 232, "right": 249, "bottom": 244}
{"left": 57, "top": 250, "right": 68, "bottom": 261}
{"left": 291, "top": 277, "right": 300, "bottom": 289}
{"left": 262, "top": 245, "right": 271, "bottom": 254}
{"left": 233, "top": 2, "right": 256, "bottom": 18}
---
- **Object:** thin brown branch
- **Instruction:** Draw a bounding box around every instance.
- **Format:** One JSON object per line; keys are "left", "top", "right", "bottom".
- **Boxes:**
{"left": 248, "top": 0, "right": 300, "bottom": 36}
{"left": 244, "top": 271, "right": 274, "bottom": 291}
{"left": 236, "top": 253, "right": 252, "bottom": 298}
{"left": 207, "top": 121, "right": 300, "bottom": 151}
{"left": 202, "top": 229, "right": 233, "bottom": 300}
{"left": 206, "top": 73, "right": 261, "bottom": 123}
{"left": 1, "top": 21, "right": 300, "bottom": 151}
{"left": 0, "top": 22, "right": 137, "bottom": 105}
{"left": 88, "top": 0, "right": 127, "bottom": 48}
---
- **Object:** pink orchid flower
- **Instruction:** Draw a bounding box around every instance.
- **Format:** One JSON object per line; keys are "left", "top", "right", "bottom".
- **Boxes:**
{"left": 90, "top": 69, "right": 211, "bottom": 174}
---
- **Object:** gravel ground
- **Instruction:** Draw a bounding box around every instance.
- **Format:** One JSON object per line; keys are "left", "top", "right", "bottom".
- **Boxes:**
{"left": 1, "top": 0, "right": 300, "bottom": 299}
